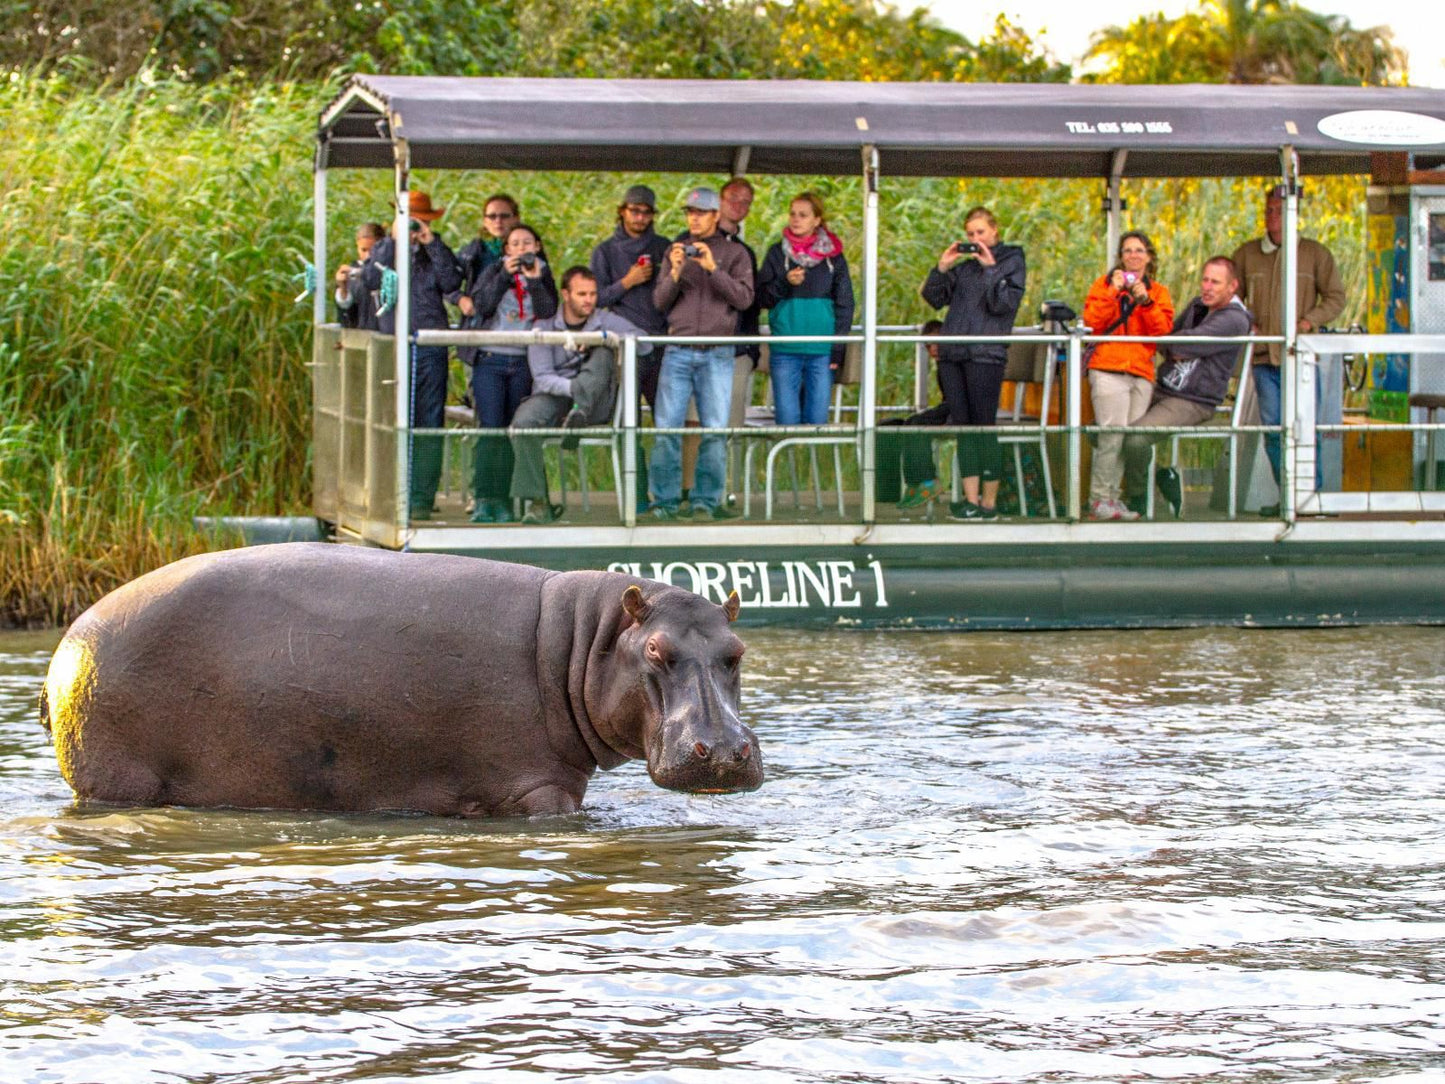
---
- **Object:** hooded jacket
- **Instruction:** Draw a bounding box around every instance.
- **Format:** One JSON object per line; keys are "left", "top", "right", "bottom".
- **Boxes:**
{"left": 1083, "top": 274, "right": 1175, "bottom": 381}
{"left": 590, "top": 226, "right": 672, "bottom": 335}
{"left": 1157, "top": 295, "right": 1253, "bottom": 408}
{"left": 527, "top": 309, "right": 654, "bottom": 398}
{"left": 758, "top": 237, "right": 856, "bottom": 365}
{"left": 920, "top": 243, "right": 1027, "bottom": 365}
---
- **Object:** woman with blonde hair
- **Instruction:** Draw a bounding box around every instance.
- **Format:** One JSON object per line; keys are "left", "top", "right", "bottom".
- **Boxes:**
{"left": 757, "top": 192, "right": 855, "bottom": 425}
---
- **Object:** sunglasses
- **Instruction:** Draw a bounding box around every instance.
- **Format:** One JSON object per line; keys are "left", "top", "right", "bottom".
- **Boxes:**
{"left": 484, "top": 211, "right": 515, "bottom": 221}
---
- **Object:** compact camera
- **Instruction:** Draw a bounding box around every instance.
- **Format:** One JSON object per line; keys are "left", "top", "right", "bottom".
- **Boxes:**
{"left": 409, "top": 220, "right": 422, "bottom": 233}
{"left": 637, "top": 254, "right": 652, "bottom": 267}
{"left": 1122, "top": 271, "right": 1139, "bottom": 287}
{"left": 517, "top": 252, "right": 538, "bottom": 269}
{"left": 956, "top": 241, "right": 981, "bottom": 254}
{"left": 682, "top": 243, "right": 704, "bottom": 258}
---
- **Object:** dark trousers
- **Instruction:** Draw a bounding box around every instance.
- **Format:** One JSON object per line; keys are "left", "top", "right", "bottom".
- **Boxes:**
{"left": 876, "top": 404, "right": 948, "bottom": 500}
{"left": 409, "top": 344, "right": 449, "bottom": 513}
{"left": 470, "top": 352, "right": 532, "bottom": 501}
{"left": 510, "top": 347, "right": 617, "bottom": 501}
{"left": 634, "top": 350, "right": 661, "bottom": 505}
{"left": 937, "top": 358, "right": 1005, "bottom": 482}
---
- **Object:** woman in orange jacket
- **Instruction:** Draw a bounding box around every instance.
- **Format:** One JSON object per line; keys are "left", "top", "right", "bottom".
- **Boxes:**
{"left": 1083, "top": 230, "right": 1174, "bottom": 520}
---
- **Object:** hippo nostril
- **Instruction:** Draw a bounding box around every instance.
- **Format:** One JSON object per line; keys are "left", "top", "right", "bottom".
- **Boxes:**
{"left": 736, "top": 744, "right": 751, "bottom": 761}
{"left": 693, "top": 741, "right": 710, "bottom": 760}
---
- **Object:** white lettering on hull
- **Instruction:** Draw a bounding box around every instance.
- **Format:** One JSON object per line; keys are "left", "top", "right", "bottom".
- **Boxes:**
{"left": 604, "top": 558, "right": 891, "bottom": 610}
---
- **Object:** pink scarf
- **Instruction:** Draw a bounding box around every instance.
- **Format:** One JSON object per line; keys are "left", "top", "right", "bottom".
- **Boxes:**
{"left": 782, "top": 226, "right": 843, "bottom": 269}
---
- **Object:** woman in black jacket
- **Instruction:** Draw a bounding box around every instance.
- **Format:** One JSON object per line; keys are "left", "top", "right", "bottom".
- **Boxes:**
{"left": 464, "top": 223, "right": 558, "bottom": 523}
{"left": 920, "top": 206, "right": 1026, "bottom": 520}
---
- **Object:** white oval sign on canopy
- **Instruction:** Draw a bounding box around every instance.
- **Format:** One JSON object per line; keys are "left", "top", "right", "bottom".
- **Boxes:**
{"left": 1317, "top": 110, "right": 1445, "bottom": 146}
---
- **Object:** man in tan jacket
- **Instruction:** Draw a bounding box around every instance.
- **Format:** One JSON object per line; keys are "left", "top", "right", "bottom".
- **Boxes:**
{"left": 1231, "top": 184, "right": 1346, "bottom": 505}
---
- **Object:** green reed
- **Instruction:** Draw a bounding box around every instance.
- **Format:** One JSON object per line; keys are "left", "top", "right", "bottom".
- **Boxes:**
{"left": 0, "top": 72, "right": 1370, "bottom": 625}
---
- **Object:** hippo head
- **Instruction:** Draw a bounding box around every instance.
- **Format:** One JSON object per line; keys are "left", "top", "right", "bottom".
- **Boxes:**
{"left": 620, "top": 584, "right": 764, "bottom": 796}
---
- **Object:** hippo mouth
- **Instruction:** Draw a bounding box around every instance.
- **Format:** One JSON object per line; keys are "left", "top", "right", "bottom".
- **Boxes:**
{"left": 646, "top": 723, "right": 764, "bottom": 796}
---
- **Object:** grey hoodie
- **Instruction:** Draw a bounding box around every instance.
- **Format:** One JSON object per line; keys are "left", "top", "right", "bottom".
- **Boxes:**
{"left": 527, "top": 309, "right": 653, "bottom": 398}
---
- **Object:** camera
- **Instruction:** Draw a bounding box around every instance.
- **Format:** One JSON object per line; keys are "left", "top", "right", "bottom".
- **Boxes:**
{"left": 956, "top": 241, "right": 980, "bottom": 254}
{"left": 1122, "top": 271, "right": 1139, "bottom": 287}
{"left": 409, "top": 220, "right": 422, "bottom": 233}
{"left": 683, "top": 243, "right": 704, "bottom": 258}
{"left": 637, "top": 254, "right": 652, "bottom": 267}
{"left": 517, "top": 251, "right": 537, "bottom": 269}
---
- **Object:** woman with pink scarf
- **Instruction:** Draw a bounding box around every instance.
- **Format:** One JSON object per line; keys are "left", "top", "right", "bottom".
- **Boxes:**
{"left": 757, "top": 192, "right": 856, "bottom": 425}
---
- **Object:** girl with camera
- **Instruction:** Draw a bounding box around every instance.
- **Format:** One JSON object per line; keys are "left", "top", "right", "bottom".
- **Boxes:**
{"left": 1082, "top": 230, "right": 1175, "bottom": 521}
{"left": 920, "top": 206, "right": 1027, "bottom": 520}
{"left": 757, "top": 192, "right": 856, "bottom": 426}
{"left": 464, "top": 223, "right": 558, "bottom": 523}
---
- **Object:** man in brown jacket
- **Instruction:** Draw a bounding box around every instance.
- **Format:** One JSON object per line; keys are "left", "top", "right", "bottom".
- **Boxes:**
{"left": 648, "top": 186, "right": 755, "bottom": 520}
{"left": 1231, "top": 184, "right": 1347, "bottom": 502}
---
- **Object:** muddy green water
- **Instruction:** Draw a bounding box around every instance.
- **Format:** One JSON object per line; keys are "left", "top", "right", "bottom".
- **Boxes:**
{"left": 2, "top": 625, "right": 1443, "bottom": 1083}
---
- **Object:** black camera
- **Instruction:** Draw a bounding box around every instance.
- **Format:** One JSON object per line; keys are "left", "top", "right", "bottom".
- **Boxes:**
{"left": 1040, "top": 299, "right": 1078, "bottom": 327}
{"left": 409, "top": 220, "right": 422, "bottom": 233}
{"left": 683, "top": 243, "right": 704, "bottom": 258}
{"left": 956, "top": 241, "right": 980, "bottom": 254}
{"left": 517, "top": 251, "right": 537, "bottom": 269}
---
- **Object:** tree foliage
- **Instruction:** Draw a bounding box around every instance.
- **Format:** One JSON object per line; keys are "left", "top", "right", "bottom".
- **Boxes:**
{"left": 2, "top": 0, "right": 1069, "bottom": 84}
{"left": 1085, "top": 0, "right": 1406, "bottom": 86}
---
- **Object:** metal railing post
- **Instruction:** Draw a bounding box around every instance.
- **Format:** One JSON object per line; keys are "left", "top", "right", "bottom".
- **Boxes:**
{"left": 312, "top": 165, "right": 327, "bottom": 328}
{"left": 1280, "top": 145, "right": 1299, "bottom": 523}
{"left": 393, "top": 145, "right": 412, "bottom": 531}
{"left": 860, "top": 145, "right": 880, "bottom": 525}
{"left": 622, "top": 336, "right": 638, "bottom": 528}
{"left": 1067, "top": 333, "right": 1083, "bottom": 521}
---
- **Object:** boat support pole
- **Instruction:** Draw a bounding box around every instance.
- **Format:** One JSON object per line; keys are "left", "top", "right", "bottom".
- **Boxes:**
{"left": 622, "top": 335, "right": 638, "bottom": 528}
{"left": 1104, "top": 149, "right": 1127, "bottom": 273}
{"left": 860, "top": 144, "right": 880, "bottom": 527}
{"left": 313, "top": 151, "right": 327, "bottom": 328}
{"left": 1280, "top": 145, "right": 1300, "bottom": 526}
{"left": 394, "top": 139, "right": 412, "bottom": 535}
{"left": 1066, "top": 333, "right": 1083, "bottom": 521}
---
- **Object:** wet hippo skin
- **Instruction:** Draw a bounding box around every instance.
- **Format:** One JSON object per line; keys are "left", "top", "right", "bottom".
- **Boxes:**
{"left": 41, "top": 544, "right": 762, "bottom": 816}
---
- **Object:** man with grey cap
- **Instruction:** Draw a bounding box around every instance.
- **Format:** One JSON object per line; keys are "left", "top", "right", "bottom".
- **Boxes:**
{"left": 649, "top": 185, "right": 755, "bottom": 520}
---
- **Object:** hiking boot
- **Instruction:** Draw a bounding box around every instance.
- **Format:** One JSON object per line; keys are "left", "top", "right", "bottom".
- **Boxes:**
{"left": 898, "top": 480, "right": 940, "bottom": 509}
{"left": 947, "top": 500, "right": 985, "bottom": 521}
{"left": 522, "top": 501, "right": 564, "bottom": 525}
{"left": 560, "top": 407, "right": 588, "bottom": 452}
{"left": 1155, "top": 467, "right": 1183, "bottom": 519}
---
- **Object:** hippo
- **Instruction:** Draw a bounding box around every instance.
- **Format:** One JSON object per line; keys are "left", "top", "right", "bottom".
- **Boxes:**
{"left": 40, "top": 544, "right": 762, "bottom": 816}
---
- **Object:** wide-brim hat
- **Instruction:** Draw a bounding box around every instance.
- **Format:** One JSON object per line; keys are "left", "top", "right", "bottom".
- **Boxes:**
{"left": 399, "top": 191, "right": 445, "bottom": 220}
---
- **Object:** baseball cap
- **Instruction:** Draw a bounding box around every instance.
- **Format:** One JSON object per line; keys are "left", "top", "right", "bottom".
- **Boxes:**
{"left": 683, "top": 186, "right": 721, "bottom": 212}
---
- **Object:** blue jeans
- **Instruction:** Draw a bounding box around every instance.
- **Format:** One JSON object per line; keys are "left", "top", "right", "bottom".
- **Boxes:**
{"left": 649, "top": 345, "right": 734, "bottom": 509}
{"left": 1253, "top": 364, "right": 1323, "bottom": 491}
{"left": 470, "top": 351, "right": 532, "bottom": 501}
{"left": 770, "top": 352, "right": 834, "bottom": 426}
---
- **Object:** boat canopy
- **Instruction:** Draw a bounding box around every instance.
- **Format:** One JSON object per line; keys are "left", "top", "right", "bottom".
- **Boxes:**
{"left": 318, "top": 75, "right": 1445, "bottom": 178}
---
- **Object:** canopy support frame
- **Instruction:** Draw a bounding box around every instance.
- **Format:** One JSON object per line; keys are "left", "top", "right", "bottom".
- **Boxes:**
{"left": 1104, "top": 149, "right": 1128, "bottom": 272}
{"left": 394, "top": 138, "right": 412, "bottom": 532}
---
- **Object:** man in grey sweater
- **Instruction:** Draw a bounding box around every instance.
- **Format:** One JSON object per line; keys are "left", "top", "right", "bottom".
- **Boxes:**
{"left": 1122, "top": 256, "right": 1253, "bottom": 518}
{"left": 648, "top": 186, "right": 755, "bottom": 519}
{"left": 510, "top": 267, "right": 651, "bottom": 524}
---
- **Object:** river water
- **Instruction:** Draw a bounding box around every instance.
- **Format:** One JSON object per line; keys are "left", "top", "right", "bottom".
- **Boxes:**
{"left": 2, "top": 625, "right": 1443, "bottom": 1083}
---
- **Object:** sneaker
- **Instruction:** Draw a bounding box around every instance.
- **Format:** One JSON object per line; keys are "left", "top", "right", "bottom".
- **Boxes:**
{"left": 560, "top": 407, "right": 588, "bottom": 452}
{"left": 469, "top": 501, "right": 495, "bottom": 524}
{"left": 979, "top": 504, "right": 999, "bottom": 521}
{"left": 491, "top": 500, "right": 515, "bottom": 524}
{"left": 1123, "top": 496, "right": 1147, "bottom": 519}
{"left": 1113, "top": 499, "right": 1140, "bottom": 522}
{"left": 409, "top": 505, "right": 433, "bottom": 522}
{"left": 1155, "top": 467, "right": 1183, "bottom": 519}
{"left": 690, "top": 502, "right": 714, "bottom": 520}
{"left": 522, "top": 501, "right": 564, "bottom": 525}
{"left": 898, "top": 480, "right": 940, "bottom": 509}
{"left": 1258, "top": 503, "right": 1281, "bottom": 518}
{"left": 1087, "top": 497, "right": 1116, "bottom": 521}
{"left": 650, "top": 504, "right": 679, "bottom": 521}
{"left": 947, "top": 500, "right": 985, "bottom": 521}
{"left": 710, "top": 503, "right": 739, "bottom": 521}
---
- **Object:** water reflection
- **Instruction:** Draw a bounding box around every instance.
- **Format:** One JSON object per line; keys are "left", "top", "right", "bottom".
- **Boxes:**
{"left": 2, "top": 625, "right": 1444, "bottom": 1082}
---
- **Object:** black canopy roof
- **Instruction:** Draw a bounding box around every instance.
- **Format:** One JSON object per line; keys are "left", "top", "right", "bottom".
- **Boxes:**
{"left": 318, "top": 75, "right": 1445, "bottom": 178}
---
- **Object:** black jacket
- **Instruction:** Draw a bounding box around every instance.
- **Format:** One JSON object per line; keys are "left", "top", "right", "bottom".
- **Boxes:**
{"left": 920, "top": 243, "right": 1027, "bottom": 365}
{"left": 363, "top": 234, "right": 462, "bottom": 335}
{"left": 458, "top": 259, "right": 559, "bottom": 365}
{"left": 590, "top": 226, "right": 672, "bottom": 334}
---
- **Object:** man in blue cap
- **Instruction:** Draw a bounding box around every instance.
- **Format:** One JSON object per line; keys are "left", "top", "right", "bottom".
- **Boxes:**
{"left": 648, "top": 185, "right": 755, "bottom": 520}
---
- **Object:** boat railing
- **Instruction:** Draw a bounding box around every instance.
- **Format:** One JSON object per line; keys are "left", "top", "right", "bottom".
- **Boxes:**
{"left": 313, "top": 324, "right": 1445, "bottom": 536}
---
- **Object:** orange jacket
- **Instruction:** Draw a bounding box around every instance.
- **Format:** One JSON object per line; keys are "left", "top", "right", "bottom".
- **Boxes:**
{"left": 1083, "top": 275, "right": 1175, "bottom": 381}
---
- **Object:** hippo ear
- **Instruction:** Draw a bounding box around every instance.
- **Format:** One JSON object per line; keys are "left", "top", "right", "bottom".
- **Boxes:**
{"left": 722, "top": 590, "right": 741, "bottom": 623}
{"left": 622, "top": 584, "right": 650, "bottom": 626}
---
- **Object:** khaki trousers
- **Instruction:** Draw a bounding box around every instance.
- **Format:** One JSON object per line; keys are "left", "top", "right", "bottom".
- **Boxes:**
{"left": 1088, "top": 369, "right": 1154, "bottom": 502}
{"left": 1122, "top": 393, "right": 1214, "bottom": 500}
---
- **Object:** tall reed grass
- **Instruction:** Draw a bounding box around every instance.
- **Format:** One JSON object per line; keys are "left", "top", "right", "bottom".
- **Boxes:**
{"left": 0, "top": 72, "right": 1370, "bottom": 625}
